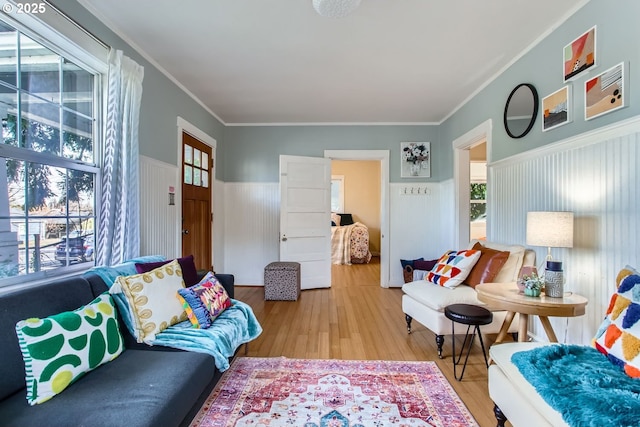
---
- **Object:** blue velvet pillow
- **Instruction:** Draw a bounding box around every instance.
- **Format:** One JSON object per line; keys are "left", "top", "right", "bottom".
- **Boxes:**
{"left": 400, "top": 258, "right": 424, "bottom": 268}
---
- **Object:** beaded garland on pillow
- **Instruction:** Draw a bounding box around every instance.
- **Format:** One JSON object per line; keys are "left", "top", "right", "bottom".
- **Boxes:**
{"left": 427, "top": 249, "right": 481, "bottom": 289}
{"left": 15, "top": 293, "right": 124, "bottom": 405}
{"left": 593, "top": 265, "right": 640, "bottom": 378}
{"left": 176, "top": 272, "right": 233, "bottom": 329}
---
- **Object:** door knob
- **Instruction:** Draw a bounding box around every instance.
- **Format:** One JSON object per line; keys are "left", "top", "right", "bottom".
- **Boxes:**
{"left": 182, "top": 229, "right": 189, "bottom": 235}
{"left": 281, "top": 236, "right": 287, "bottom": 241}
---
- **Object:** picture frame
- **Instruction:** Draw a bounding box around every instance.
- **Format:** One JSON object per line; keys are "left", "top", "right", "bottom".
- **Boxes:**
{"left": 401, "top": 142, "right": 430, "bottom": 178}
{"left": 542, "top": 86, "right": 571, "bottom": 131}
{"left": 563, "top": 26, "right": 596, "bottom": 82}
{"left": 585, "top": 62, "right": 625, "bottom": 121}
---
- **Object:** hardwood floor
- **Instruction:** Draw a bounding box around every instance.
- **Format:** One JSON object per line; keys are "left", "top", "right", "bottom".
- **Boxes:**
{"left": 235, "top": 257, "right": 502, "bottom": 427}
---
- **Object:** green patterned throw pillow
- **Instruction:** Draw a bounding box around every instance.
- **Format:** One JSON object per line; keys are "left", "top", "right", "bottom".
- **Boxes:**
{"left": 15, "top": 293, "right": 124, "bottom": 405}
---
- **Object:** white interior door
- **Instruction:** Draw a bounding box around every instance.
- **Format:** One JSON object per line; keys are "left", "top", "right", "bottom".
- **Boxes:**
{"left": 280, "top": 155, "right": 331, "bottom": 290}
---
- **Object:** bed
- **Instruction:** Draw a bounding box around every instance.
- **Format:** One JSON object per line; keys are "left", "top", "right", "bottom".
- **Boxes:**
{"left": 331, "top": 213, "right": 372, "bottom": 265}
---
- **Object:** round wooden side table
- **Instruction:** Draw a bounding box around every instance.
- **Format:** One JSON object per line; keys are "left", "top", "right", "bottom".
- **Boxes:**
{"left": 475, "top": 282, "right": 588, "bottom": 344}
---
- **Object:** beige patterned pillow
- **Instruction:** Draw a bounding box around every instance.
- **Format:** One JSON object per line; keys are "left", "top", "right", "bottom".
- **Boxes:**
{"left": 112, "top": 259, "right": 187, "bottom": 343}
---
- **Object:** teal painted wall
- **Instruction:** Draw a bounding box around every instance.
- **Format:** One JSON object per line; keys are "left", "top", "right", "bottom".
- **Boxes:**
{"left": 49, "top": 0, "right": 227, "bottom": 179}
{"left": 222, "top": 125, "right": 440, "bottom": 182}
{"left": 441, "top": 0, "right": 640, "bottom": 165}
{"left": 54, "top": 0, "right": 638, "bottom": 184}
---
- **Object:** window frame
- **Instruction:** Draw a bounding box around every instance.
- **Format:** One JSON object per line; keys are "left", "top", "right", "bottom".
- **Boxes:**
{"left": 0, "top": 7, "right": 108, "bottom": 287}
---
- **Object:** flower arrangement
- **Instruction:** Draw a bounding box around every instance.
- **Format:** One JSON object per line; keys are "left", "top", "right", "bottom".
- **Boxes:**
{"left": 402, "top": 143, "right": 429, "bottom": 164}
{"left": 520, "top": 272, "right": 544, "bottom": 297}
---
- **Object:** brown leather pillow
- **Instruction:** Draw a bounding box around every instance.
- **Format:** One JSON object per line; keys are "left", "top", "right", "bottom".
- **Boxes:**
{"left": 465, "top": 242, "right": 510, "bottom": 288}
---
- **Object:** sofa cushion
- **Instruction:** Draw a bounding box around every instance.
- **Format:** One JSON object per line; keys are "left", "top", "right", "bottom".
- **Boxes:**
{"left": 402, "top": 280, "right": 484, "bottom": 312}
{"left": 135, "top": 254, "right": 199, "bottom": 287}
{"left": 112, "top": 259, "right": 187, "bottom": 343}
{"left": 177, "top": 272, "right": 232, "bottom": 329}
{"left": 427, "top": 249, "right": 481, "bottom": 288}
{"left": 0, "top": 276, "right": 95, "bottom": 402}
{"left": 469, "top": 240, "right": 526, "bottom": 283}
{"left": 15, "top": 293, "right": 124, "bottom": 405}
{"left": 593, "top": 265, "right": 640, "bottom": 377}
{"left": 0, "top": 349, "right": 217, "bottom": 427}
{"left": 465, "top": 242, "right": 510, "bottom": 288}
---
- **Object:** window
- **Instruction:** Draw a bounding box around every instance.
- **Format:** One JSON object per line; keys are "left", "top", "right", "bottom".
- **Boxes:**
{"left": 331, "top": 175, "right": 344, "bottom": 213}
{"left": 470, "top": 161, "right": 487, "bottom": 240}
{"left": 0, "top": 18, "right": 100, "bottom": 284}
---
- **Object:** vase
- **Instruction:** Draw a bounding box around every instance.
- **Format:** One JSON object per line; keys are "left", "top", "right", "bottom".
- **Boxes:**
{"left": 410, "top": 162, "right": 421, "bottom": 176}
{"left": 544, "top": 261, "right": 564, "bottom": 298}
{"left": 524, "top": 288, "right": 541, "bottom": 297}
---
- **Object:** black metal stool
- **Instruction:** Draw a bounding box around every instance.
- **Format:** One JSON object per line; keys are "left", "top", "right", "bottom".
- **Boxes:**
{"left": 444, "top": 303, "right": 493, "bottom": 381}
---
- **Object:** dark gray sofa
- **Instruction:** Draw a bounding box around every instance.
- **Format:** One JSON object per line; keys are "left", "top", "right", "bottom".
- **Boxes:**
{"left": 0, "top": 271, "right": 235, "bottom": 427}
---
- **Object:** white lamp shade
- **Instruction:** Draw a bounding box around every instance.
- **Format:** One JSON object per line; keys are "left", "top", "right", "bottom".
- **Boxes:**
{"left": 312, "top": 0, "right": 362, "bottom": 18}
{"left": 526, "top": 211, "right": 574, "bottom": 248}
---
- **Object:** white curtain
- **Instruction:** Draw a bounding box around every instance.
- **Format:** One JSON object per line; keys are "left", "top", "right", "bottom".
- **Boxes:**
{"left": 96, "top": 49, "right": 144, "bottom": 266}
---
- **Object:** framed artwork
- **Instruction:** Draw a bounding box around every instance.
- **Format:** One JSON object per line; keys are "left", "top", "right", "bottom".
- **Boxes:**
{"left": 585, "top": 62, "right": 625, "bottom": 121}
{"left": 564, "top": 26, "right": 596, "bottom": 82}
{"left": 401, "top": 142, "right": 430, "bottom": 178}
{"left": 542, "top": 86, "right": 571, "bottom": 131}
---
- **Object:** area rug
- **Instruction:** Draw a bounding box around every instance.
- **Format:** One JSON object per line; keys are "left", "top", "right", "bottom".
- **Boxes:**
{"left": 190, "top": 357, "right": 478, "bottom": 427}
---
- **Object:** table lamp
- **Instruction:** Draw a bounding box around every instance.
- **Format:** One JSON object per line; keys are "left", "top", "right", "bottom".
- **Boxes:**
{"left": 526, "top": 211, "right": 574, "bottom": 297}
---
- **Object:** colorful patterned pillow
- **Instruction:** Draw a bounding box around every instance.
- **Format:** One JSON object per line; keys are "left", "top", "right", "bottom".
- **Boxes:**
{"left": 593, "top": 265, "right": 640, "bottom": 378}
{"left": 112, "top": 259, "right": 187, "bottom": 343}
{"left": 427, "top": 249, "right": 481, "bottom": 289}
{"left": 176, "top": 272, "right": 233, "bottom": 329}
{"left": 15, "top": 293, "right": 123, "bottom": 405}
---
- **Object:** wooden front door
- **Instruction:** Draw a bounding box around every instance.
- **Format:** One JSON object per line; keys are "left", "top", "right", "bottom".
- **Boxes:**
{"left": 181, "top": 132, "right": 212, "bottom": 271}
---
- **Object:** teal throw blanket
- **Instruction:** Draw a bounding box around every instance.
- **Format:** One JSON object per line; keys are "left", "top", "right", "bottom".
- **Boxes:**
{"left": 511, "top": 344, "right": 640, "bottom": 427}
{"left": 86, "top": 257, "right": 263, "bottom": 372}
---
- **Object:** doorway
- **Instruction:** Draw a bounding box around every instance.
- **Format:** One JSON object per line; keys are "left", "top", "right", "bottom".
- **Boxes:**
{"left": 181, "top": 132, "right": 212, "bottom": 271}
{"left": 176, "top": 117, "right": 217, "bottom": 271}
{"left": 324, "top": 150, "right": 390, "bottom": 287}
{"left": 453, "top": 120, "right": 492, "bottom": 247}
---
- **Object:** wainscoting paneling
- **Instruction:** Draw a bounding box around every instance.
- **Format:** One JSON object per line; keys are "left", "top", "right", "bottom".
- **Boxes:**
{"left": 223, "top": 181, "right": 453, "bottom": 287}
{"left": 490, "top": 119, "right": 640, "bottom": 345}
{"left": 212, "top": 179, "right": 226, "bottom": 273}
{"left": 223, "top": 183, "right": 280, "bottom": 285}
{"left": 139, "top": 156, "right": 179, "bottom": 258}
{"left": 387, "top": 182, "right": 453, "bottom": 286}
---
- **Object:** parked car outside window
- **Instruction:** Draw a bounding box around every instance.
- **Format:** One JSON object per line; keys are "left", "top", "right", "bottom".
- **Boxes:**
{"left": 55, "top": 235, "right": 94, "bottom": 265}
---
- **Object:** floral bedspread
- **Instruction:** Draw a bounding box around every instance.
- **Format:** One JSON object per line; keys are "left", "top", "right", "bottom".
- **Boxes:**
{"left": 331, "top": 222, "right": 372, "bottom": 265}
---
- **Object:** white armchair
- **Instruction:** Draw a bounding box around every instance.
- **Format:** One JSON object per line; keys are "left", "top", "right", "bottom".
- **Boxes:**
{"left": 402, "top": 240, "right": 535, "bottom": 358}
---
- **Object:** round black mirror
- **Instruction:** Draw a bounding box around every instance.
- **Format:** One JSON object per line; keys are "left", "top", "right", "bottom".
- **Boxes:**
{"left": 504, "top": 83, "right": 539, "bottom": 139}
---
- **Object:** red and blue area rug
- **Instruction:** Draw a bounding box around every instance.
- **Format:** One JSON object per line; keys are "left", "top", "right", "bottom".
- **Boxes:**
{"left": 190, "top": 357, "right": 478, "bottom": 427}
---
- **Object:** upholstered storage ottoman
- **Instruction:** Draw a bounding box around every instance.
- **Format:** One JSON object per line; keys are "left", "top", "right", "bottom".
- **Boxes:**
{"left": 264, "top": 262, "right": 301, "bottom": 301}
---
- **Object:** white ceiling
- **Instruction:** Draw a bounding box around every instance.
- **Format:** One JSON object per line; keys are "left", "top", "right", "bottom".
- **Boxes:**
{"left": 80, "top": 0, "right": 586, "bottom": 125}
